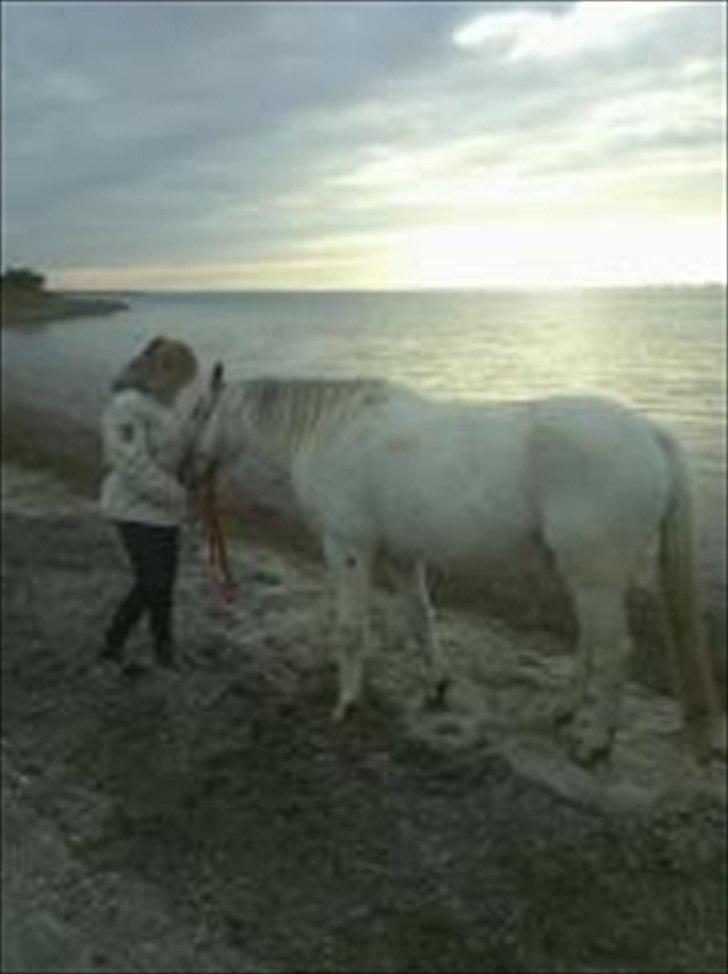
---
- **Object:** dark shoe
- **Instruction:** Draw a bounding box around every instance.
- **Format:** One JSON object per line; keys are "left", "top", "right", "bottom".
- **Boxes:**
{"left": 121, "top": 662, "right": 149, "bottom": 680}
{"left": 154, "top": 642, "right": 178, "bottom": 670}
{"left": 98, "top": 640, "right": 124, "bottom": 664}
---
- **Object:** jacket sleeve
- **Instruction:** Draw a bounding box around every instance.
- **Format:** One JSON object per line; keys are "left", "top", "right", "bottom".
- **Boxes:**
{"left": 102, "top": 396, "right": 186, "bottom": 511}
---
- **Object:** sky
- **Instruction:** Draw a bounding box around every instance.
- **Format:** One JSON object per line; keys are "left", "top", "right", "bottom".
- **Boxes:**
{"left": 1, "top": 0, "right": 726, "bottom": 290}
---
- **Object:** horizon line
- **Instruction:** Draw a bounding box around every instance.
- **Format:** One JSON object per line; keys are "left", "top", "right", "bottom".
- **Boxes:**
{"left": 57, "top": 281, "right": 728, "bottom": 295}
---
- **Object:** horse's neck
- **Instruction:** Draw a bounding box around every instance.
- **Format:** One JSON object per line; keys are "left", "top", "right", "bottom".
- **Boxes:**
{"left": 237, "top": 379, "right": 385, "bottom": 462}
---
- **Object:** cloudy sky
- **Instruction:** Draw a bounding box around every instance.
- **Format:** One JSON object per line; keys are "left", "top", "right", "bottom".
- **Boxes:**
{"left": 2, "top": 1, "right": 725, "bottom": 290}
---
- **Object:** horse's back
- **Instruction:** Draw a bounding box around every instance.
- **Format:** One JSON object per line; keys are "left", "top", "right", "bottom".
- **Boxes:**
{"left": 328, "top": 391, "right": 538, "bottom": 563}
{"left": 292, "top": 387, "right": 672, "bottom": 573}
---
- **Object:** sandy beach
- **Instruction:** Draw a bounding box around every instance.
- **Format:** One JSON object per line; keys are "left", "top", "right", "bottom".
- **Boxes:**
{"left": 2, "top": 424, "right": 727, "bottom": 971}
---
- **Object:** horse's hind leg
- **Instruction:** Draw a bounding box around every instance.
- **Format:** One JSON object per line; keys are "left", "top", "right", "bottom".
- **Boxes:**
{"left": 548, "top": 632, "right": 591, "bottom": 727}
{"left": 561, "top": 575, "right": 632, "bottom": 765}
{"left": 323, "top": 535, "right": 372, "bottom": 722}
{"left": 404, "top": 561, "right": 450, "bottom": 708}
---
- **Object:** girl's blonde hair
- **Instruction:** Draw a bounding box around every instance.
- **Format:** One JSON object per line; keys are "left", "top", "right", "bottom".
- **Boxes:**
{"left": 113, "top": 337, "right": 198, "bottom": 400}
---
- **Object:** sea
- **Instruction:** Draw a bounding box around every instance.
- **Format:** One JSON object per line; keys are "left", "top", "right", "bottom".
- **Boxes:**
{"left": 2, "top": 286, "right": 726, "bottom": 612}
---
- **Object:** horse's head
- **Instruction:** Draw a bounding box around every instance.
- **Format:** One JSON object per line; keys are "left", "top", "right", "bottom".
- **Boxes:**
{"left": 184, "top": 361, "right": 228, "bottom": 485}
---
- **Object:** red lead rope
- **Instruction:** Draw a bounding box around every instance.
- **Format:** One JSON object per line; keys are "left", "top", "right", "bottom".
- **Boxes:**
{"left": 195, "top": 474, "right": 238, "bottom": 605}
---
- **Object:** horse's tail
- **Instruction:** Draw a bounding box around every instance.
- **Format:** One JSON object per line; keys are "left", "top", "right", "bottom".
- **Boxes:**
{"left": 655, "top": 428, "right": 718, "bottom": 763}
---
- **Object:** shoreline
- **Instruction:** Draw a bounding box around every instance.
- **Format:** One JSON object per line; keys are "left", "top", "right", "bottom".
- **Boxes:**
{"left": 1, "top": 288, "right": 129, "bottom": 328}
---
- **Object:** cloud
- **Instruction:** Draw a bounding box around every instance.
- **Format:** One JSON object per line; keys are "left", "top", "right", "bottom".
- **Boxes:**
{"left": 453, "top": 1, "right": 694, "bottom": 61}
{"left": 2, "top": 1, "right": 725, "bottom": 287}
{"left": 2, "top": 3, "right": 463, "bottom": 257}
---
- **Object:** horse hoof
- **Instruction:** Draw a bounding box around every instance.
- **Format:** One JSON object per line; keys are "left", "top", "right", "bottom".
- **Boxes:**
{"left": 546, "top": 696, "right": 580, "bottom": 728}
{"left": 552, "top": 706, "right": 576, "bottom": 728}
{"left": 424, "top": 677, "right": 451, "bottom": 711}
{"left": 570, "top": 732, "right": 614, "bottom": 769}
{"left": 331, "top": 701, "right": 354, "bottom": 722}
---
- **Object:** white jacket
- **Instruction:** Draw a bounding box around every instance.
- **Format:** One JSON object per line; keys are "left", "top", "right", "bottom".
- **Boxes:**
{"left": 99, "top": 389, "right": 193, "bottom": 526}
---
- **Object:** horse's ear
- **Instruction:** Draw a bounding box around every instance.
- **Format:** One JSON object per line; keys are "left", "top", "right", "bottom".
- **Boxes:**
{"left": 211, "top": 362, "right": 224, "bottom": 393}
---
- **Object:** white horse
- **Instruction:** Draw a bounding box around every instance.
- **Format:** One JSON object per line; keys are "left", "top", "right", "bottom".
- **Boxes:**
{"left": 189, "top": 365, "right": 718, "bottom": 766}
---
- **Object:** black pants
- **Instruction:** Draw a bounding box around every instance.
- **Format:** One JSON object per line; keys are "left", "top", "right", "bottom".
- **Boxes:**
{"left": 105, "top": 521, "right": 179, "bottom": 658}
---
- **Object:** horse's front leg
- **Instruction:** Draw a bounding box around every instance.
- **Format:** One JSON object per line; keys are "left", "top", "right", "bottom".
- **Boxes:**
{"left": 405, "top": 561, "right": 451, "bottom": 709}
{"left": 323, "top": 536, "right": 372, "bottom": 722}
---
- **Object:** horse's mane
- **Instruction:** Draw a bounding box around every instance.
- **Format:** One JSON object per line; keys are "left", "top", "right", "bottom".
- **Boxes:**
{"left": 226, "top": 377, "right": 390, "bottom": 454}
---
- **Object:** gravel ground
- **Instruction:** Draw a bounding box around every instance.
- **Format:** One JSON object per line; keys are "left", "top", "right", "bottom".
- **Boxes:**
{"left": 1, "top": 461, "right": 726, "bottom": 973}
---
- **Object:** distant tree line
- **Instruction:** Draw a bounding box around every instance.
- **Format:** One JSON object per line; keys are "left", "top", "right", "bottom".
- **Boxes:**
{"left": 1, "top": 267, "right": 47, "bottom": 291}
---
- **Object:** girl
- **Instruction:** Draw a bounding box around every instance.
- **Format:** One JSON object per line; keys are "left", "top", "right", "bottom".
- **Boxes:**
{"left": 99, "top": 336, "right": 199, "bottom": 669}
